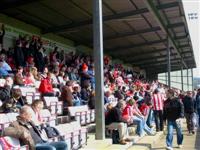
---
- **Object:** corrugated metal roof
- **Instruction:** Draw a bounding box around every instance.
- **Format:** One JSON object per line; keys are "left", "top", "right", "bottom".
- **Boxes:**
{"left": 0, "top": 0, "right": 196, "bottom": 74}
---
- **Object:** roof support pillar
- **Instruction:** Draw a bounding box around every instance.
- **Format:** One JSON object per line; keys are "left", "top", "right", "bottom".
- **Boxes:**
{"left": 165, "top": 72, "right": 168, "bottom": 85}
{"left": 93, "top": 0, "right": 105, "bottom": 140}
{"left": 167, "top": 37, "right": 171, "bottom": 88}
{"left": 181, "top": 65, "right": 184, "bottom": 91}
{"left": 191, "top": 68, "right": 194, "bottom": 90}
{"left": 187, "top": 69, "right": 189, "bottom": 91}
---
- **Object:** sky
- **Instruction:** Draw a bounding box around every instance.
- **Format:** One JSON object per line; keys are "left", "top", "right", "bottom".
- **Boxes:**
{"left": 182, "top": 0, "right": 200, "bottom": 77}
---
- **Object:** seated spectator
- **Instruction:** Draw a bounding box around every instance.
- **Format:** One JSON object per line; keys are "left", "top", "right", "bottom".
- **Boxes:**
{"left": 0, "top": 53, "right": 12, "bottom": 73}
{"left": 72, "top": 83, "right": 82, "bottom": 106}
{"left": 68, "top": 67, "right": 78, "bottom": 81}
{"left": 51, "top": 68, "right": 59, "bottom": 88}
{"left": 31, "top": 67, "right": 41, "bottom": 81}
{"left": 105, "top": 100, "right": 131, "bottom": 145}
{"left": 31, "top": 100, "right": 44, "bottom": 126}
{"left": 61, "top": 81, "right": 74, "bottom": 107}
{"left": 2, "top": 106, "right": 68, "bottom": 150}
{"left": 0, "top": 86, "right": 26, "bottom": 113}
{"left": 122, "top": 99, "right": 155, "bottom": 137}
{"left": 104, "top": 90, "right": 111, "bottom": 104}
{"left": 0, "top": 78, "right": 11, "bottom": 103}
{"left": 139, "top": 100, "right": 154, "bottom": 128}
{"left": 24, "top": 70, "right": 35, "bottom": 86}
{"left": 88, "top": 90, "right": 95, "bottom": 109}
{"left": 41, "top": 67, "right": 48, "bottom": 78}
{"left": 81, "top": 80, "right": 92, "bottom": 105}
{"left": 57, "top": 71, "right": 66, "bottom": 88}
{"left": 39, "top": 72, "right": 54, "bottom": 97}
{"left": 26, "top": 55, "right": 35, "bottom": 68}
{"left": 14, "top": 66, "right": 25, "bottom": 86}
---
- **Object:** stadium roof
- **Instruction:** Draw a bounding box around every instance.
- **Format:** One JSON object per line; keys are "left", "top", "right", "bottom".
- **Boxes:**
{"left": 0, "top": 0, "right": 196, "bottom": 74}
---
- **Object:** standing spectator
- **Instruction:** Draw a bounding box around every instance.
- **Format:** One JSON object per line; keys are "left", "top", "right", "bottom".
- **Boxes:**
{"left": 80, "top": 63, "right": 91, "bottom": 87}
{"left": 152, "top": 88, "right": 164, "bottom": 132}
{"left": 14, "top": 39, "right": 25, "bottom": 67}
{"left": 35, "top": 46, "right": 45, "bottom": 73}
{"left": 196, "top": 88, "right": 200, "bottom": 126}
{"left": 0, "top": 24, "right": 5, "bottom": 50}
{"left": 163, "top": 89, "right": 184, "bottom": 150}
{"left": 183, "top": 91, "right": 196, "bottom": 134}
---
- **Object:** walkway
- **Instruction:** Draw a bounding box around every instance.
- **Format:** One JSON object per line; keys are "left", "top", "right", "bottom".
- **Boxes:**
{"left": 152, "top": 124, "right": 200, "bottom": 150}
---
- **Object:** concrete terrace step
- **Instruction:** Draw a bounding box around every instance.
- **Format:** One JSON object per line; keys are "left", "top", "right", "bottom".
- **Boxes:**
{"left": 80, "top": 132, "right": 147, "bottom": 150}
{"left": 80, "top": 130, "right": 164, "bottom": 150}
{"left": 129, "top": 131, "right": 164, "bottom": 150}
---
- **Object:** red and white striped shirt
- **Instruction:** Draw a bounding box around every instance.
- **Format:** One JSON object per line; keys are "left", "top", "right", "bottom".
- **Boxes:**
{"left": 152, "top": 93, "right": 164, "bottom": 110}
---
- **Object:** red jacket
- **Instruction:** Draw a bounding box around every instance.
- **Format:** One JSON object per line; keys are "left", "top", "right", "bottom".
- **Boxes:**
{"left": 122, "top": 104, "right": 133, "bottom": 122}
{"left": 139, "top": 103, "right": 149, "bottom": 116}
{"left": 39, "top": 78, "right": 53, "bottom": 93}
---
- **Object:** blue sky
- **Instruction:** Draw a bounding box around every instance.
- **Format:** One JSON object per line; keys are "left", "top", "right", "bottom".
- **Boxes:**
{"left": 182, "top": 0, "right": 200, "bottom": 77}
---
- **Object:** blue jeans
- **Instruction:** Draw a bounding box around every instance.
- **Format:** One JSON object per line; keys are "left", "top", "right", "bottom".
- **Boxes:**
{"left": 36, "top": 141, "right": 68, "bottom": 150}
{"left": 166, "top": 120, "right": 183, "bottom": 147}
{"left": 197, "top": 108, "right": 200, "bottom": 125}
{"left": 146, "top": 109, "right": 154, "bottom": 127}
{"left": 132, "top": 116, "right": 153, "bottom": 136}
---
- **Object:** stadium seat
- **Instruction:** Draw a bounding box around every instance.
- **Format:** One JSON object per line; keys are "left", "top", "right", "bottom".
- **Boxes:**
{"left": 40, "top": 109, "right": 56, "bottom": 127}
{"left": 6, "top": 113, "right": 18, "bottom": 122}
{"left": 0, "top": 114, "right": 10, "bottom": 130}
{"left": 20, "top": 87, "right": 36, "bottom": 97}
{"left": 0, "top": 136, "right": 28, "bottom": 150}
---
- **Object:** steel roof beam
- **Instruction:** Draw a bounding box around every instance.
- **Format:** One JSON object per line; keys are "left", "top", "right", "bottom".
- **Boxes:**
{"left": 156, "top": 2, "right": 179, "bottom": 10}
{"left": 133, "top": 56, "right": 191, "bottom": 66}
{"left": 143, "top": 0, "right": 187, "bottom": 68}
{"left": 42, "top": 2, "right": 181, "bottom": 34}
{"left": 140, "top": 57, "right": 192, "bottom": 69}
{"left": 0, "top": 0, "right": 39, "bottom": 11}
{"left": 107, "top": 39, "right": 166, "bottom": 53}
{"left": 118, "top": 44, "right": 190, "bottom": 59}
{"left": 128, "top": 53, "right": 178, "bottom": 63}
{"left": 167, "top": 22, "right": 185, "bottom": 28}
{"left": 104, "top": 26, "right": 161, "bottom": 41}
{"left": 42, "top": 8, "right": 149, "bottom": 34}
{"left": 125, "top": 51, "right": 191, "bottom": 62}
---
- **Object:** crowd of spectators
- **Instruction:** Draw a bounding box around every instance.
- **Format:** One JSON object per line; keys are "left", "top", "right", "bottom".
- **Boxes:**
{"left": 0, "top": 24, "right": 199, "bottom": 149}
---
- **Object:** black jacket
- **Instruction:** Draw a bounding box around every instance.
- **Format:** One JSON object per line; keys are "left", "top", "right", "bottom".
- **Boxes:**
{"left": 183, "top": 96, "right": 196, "bottom": 114}
{"left": 163, "top": 97, "right": 184, "bottom": 121}
{"left": 196, "top": 93, "right": 200, "bottom": 109}
{"left": 0, "top": 86, "right": 10, "bottom": 102}
{"left": 105, "top": 107, "right": 126, "bottom": 125}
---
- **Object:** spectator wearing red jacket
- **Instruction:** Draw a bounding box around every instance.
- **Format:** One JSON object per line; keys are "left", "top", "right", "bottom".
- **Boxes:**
{"left": 39, "top": 72, "right": 54, "bottom": 97}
